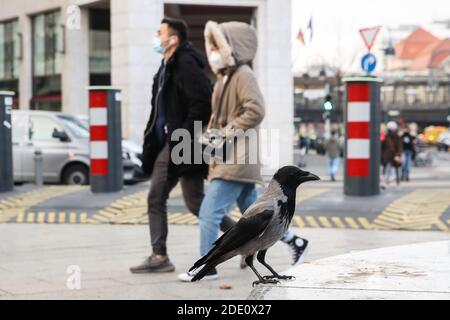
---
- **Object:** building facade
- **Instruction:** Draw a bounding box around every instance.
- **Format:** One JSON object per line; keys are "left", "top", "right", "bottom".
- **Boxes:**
{"left": 0, "top": 0, "right": 294, "bottom": 171}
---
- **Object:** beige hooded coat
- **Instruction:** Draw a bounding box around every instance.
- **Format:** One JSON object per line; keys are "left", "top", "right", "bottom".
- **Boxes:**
{"left": 204, "top": 21, "right": 266, "bottom": 185}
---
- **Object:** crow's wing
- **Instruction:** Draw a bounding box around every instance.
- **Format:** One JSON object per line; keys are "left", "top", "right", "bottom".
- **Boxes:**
{"left": 190, "top": 209, "right": 274, "bottom": 271}
{"left": 216, "top": 209, "right": 273, "bottom": 246}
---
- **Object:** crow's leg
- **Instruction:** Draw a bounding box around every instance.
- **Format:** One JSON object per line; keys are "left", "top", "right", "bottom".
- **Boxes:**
{"left": 246, "top": 255, "right": 280, "bottom": 287}
{"left": 257, "top": 250, "right": 296, "bottom": 281}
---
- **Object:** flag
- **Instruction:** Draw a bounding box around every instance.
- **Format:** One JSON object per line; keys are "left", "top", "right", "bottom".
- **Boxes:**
{"left": 308, "top": 17, "right": 314, "bottom": 42}
{"left": 296, "top": 28, "right": 305, "bottom": 46}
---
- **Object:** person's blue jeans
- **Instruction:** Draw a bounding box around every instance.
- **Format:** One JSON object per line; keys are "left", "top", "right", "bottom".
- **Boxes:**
{"left": 328, "top": 157, "right": 341, "bottom": 178}
{"left": 199, "top": 179, "right": 258, "bottom": 257}
{"left": 402, "top": 150, "right": 413, "bottom": 177}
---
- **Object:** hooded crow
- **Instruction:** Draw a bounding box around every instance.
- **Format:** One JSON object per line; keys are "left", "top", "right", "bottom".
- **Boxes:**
{"left": 189, "top": 166, "right": 320, "bottom": 286}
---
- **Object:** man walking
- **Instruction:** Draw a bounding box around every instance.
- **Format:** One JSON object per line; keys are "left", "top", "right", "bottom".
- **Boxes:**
{"left": 130, "top": 18, "right": 235, "bottom": 274}
{"left": 324, "top": 131, "right": 342, "bottom": 182}
{"left": 401, "top": 125, "right": 416, "bottom": 182}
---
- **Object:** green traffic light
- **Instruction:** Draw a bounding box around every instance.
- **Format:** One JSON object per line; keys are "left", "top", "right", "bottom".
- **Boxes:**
{"left": 324, "top": 101, "right": 333, "bottom": 111}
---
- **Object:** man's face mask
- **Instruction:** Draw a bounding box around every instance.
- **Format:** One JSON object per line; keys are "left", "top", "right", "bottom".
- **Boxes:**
{"left": 209, "top": 50, "right": 226, "bottom": 71}
{"left": 152, "top": 35, "right": 176, "bottom": 55}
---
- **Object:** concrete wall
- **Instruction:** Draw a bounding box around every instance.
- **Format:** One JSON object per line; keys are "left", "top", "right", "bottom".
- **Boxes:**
{"left": 0, "top": 0, "right": 294, "bottom": 170}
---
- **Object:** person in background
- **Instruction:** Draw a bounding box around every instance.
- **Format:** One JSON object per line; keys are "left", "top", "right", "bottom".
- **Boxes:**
{"left": 324, "top": 130, "right": 341, "bottom": 182}
{"left": 401, "top": 126, "right": 416, "bottom": 182}
{"left": 382, "top": 122, "right": 403, "bottom": 186}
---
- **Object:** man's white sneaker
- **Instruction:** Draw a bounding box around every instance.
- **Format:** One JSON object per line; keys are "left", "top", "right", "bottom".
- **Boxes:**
{"left": 178, "top": 267, "right": 219, "bottom": 282}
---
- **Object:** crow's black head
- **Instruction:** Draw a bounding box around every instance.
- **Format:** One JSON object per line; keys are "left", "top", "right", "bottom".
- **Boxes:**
{"left": 274, "top": 166, "right": 320, "bottom": 190}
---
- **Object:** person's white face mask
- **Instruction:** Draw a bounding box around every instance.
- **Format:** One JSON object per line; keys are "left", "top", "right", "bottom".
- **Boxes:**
{"left": 209, "top": 51, "right": 226, "bottom": 70}
{"left": 152, "top": 35, "right": 176, "bottom": 55}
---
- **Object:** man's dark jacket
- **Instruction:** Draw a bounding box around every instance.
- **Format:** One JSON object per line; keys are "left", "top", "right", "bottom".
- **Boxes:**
{"left": 141, "top": 41, "right": 212, "bottom": 178}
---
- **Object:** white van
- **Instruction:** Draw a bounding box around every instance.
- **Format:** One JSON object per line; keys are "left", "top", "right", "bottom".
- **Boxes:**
{"left": 12, "top": 110, "right": 147, "bottom": 185}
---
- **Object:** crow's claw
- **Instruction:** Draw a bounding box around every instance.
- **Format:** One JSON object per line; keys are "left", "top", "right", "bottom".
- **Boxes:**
{"left": 252, "top": 279, "right": 280, "bottom": 287}
{"left": 263, "top": 275, "right": 296, "bottom": 281}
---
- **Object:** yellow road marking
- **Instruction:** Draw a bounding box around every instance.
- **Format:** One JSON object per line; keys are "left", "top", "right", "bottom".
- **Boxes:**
{"left": 98, "top": 210, "right": 116, "bottom": 218}
{"left": 48, "top": 212, "right": 56, "bottom": 224}
{"left": 37, "top": 212, "right": 45, "bottom": 224}
{"left": 26, "top": 213, "right": 35, "bottom": 223}
{"left": 92, "top": 214, "right": 111, "bottom": 223}
{"left": 318, "top": 216, "right": 333, "bottom": 228}
{"left": 374, "top": 219, "right": 397, "bottom": 229}
{"left": 305, "top": 216, "right": 320, "bottom": 228}
{"left": 174, "top": 214, "right": 197, "bottom": 224}
{"left": 58, "top": 213, "right": 66, "bottom": 224}
{"left": 69, "top": 213, "right": 77, "bottom": 224}
{"left": 293, "top": 216, "right": 305, "bottom": 228}
{"left": 344, "top": 217, "right": 359, "bottom": 229}
{"left": 0, "top": 186, "right": 86, "bottom": 223}
{"left": 16, "top": 212, "right": 24, "bottom": 223}
{"left": 79, "top": 213, "right": 88, "bottom": 224}
{"left": 168, "top": 213, "right": 183, "bottom": 223}
{"left": 376, "top": 215, "right": 403, "bottom": 224}
{"left": 373, "top": 189, "right": 450, "bottom": 231}
{"left": 358, "top": 218, "right": 373, "bottom": 230}
{"left": 331, "top": 217, "right": 346, "bottom": 229}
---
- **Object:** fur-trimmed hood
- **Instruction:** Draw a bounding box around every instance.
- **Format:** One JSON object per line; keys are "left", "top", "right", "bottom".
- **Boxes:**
{"left": 204, "top": 21, "right": 258, "bottom": 74}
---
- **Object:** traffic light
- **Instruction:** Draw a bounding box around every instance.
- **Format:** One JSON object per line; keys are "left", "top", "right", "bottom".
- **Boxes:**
{"left": 324, "top": 94, "right": 333, "bottom": 111}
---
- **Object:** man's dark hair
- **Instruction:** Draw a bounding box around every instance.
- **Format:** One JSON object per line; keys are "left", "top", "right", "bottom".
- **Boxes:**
{"left": 162, "top": 17, "right": 189, "bottom": 43}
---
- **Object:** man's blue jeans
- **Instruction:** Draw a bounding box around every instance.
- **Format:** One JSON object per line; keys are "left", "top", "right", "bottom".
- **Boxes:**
{"left": 199, "top": 179, "right": 258, "bottom": 257}
{"left": 402, "top": 150, "right": 413, "bottom": 177}
{"left": 328, "top": 157, "right": 341, "bottom": 178}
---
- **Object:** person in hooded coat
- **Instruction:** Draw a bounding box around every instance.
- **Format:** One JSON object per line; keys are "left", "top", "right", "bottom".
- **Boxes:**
{"left": 178, "top": 21, "right": 310, "bottom": 281}
{"left": 382, "top": 121, "right": 403, "bottom": 186}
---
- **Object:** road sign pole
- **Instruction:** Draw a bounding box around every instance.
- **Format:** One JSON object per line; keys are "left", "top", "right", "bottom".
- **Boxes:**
{"left": 0, "top": 91, "right": 15, "bottom": 193}
{"left": 344, "top": 78, "right": 382, "bottom": 197}
{"left": 88, "top": 86, "right": 123, "bottom": 194}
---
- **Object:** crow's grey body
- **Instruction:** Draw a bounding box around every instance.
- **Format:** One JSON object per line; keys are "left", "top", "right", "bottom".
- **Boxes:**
{"left": 235, "top": 181, "right": 290, "bottom": 255}
{"left": 190, "top": 166, "right": 319, "bottom": 285}
{"left": 196, "top": 181, "right": 288, "bottom": 266}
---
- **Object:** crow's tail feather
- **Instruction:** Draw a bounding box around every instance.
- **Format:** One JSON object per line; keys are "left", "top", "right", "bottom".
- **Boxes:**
{"left": 191, "top": 262, "right": 216, "bottom": 282}
{"left": 189, "top": 248, "right": 219, "bottom": 272}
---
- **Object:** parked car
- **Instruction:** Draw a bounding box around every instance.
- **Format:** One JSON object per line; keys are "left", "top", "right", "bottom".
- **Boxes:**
{"left": 12, "top": 110, "right": 148, "bottom": 185}
{"left": 437, "top": 130, "right": 450, "bottom": 152}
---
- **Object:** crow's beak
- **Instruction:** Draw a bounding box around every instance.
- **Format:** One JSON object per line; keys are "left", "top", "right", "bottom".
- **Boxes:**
{"left": 303, "top": 172, "right": 320, "bottom": 182}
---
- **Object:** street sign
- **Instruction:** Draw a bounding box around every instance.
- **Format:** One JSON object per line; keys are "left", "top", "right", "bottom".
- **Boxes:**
{"left": 361, "top": 53, "right": 377, "bottom": 74}
{"left": 359, "top": 26, "right": 381, "bottom": 51}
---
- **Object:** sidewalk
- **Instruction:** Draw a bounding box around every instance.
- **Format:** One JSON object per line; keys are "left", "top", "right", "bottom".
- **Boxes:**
{"left": 0, "top": 224, "right": 448, "bottom": 300}
{"left": 249, "top": 241, "right": 450, "bottom": 300}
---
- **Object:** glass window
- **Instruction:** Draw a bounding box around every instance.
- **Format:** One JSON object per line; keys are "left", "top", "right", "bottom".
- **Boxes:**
{"left": 58, "top": 115, "right": 89, "bottom": 139}
{"left": 0, "top": 19, "right": 20, "bottom": 108}
{"left": 29, "top": 115, "right": 65, "bottom": 141}
{"left": 32, "top": 10, "right": 63, "bottom": 111}
{"left": 89, "top": 9, "right": 111, "bottom": 86}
